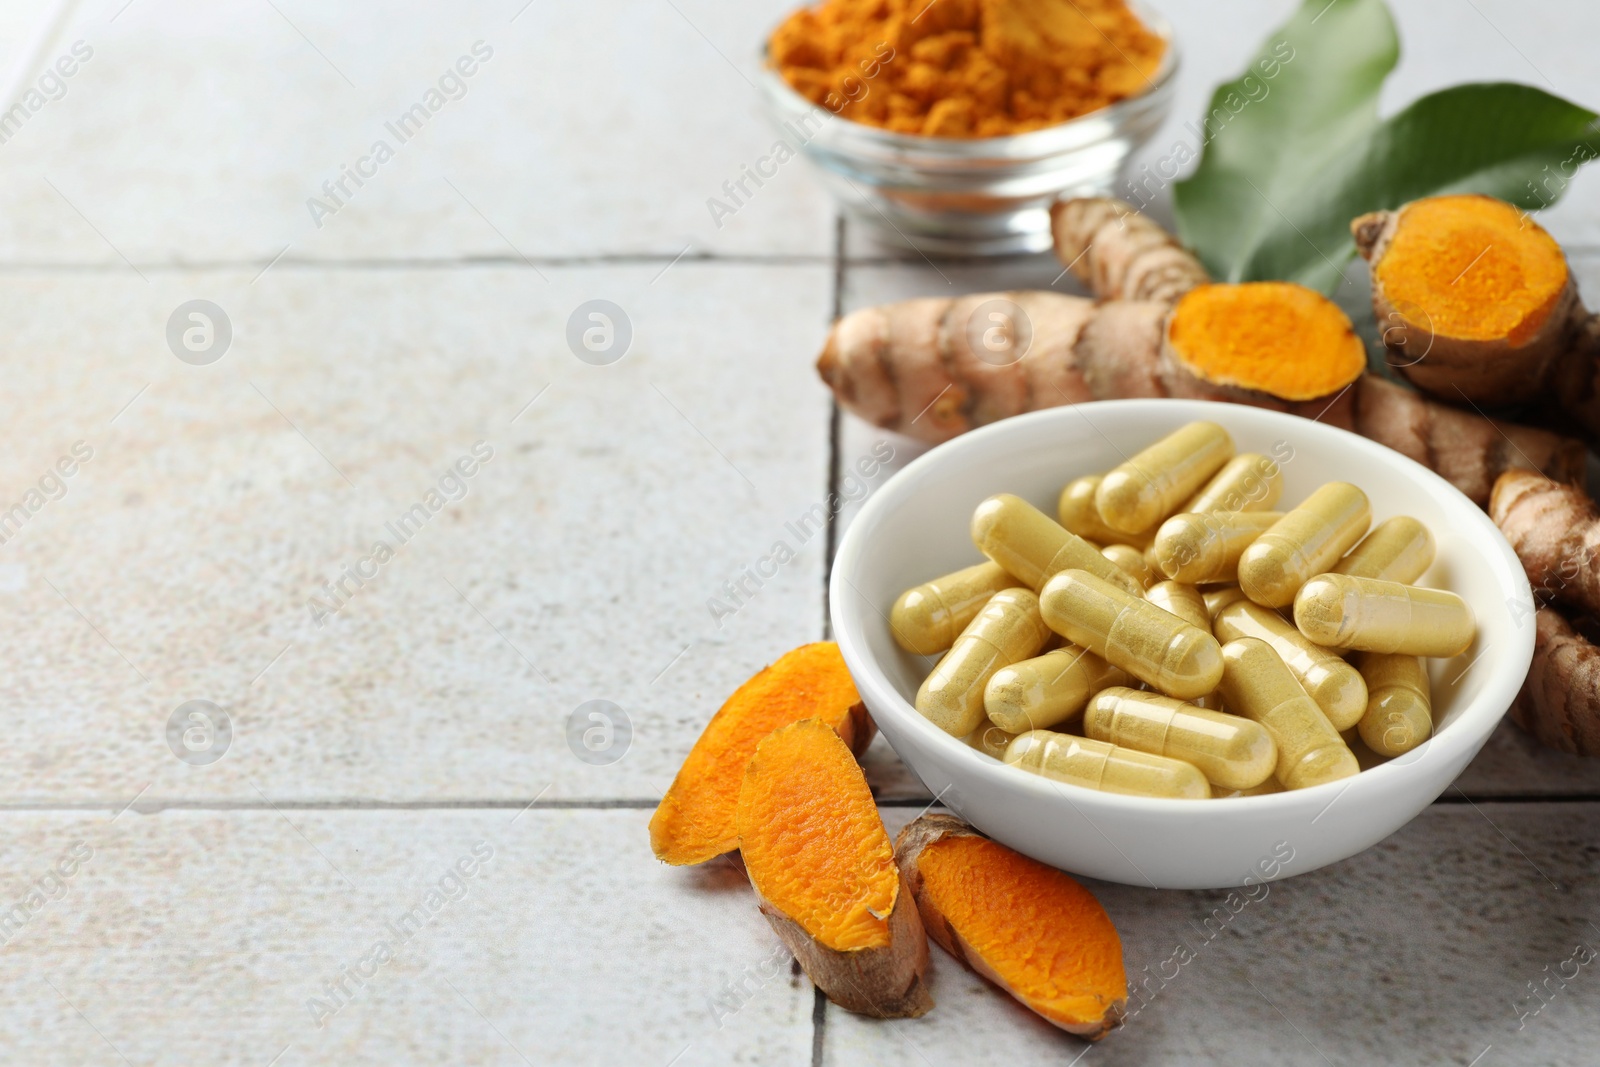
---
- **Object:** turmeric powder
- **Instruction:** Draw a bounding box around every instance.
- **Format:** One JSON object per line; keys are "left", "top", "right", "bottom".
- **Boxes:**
{"left": 768, "top": 0, "right": 1166, "bottom": 138}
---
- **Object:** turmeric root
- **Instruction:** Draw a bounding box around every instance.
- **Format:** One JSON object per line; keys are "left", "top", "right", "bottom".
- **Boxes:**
{"left": 1051, "top": 197, "right": 1210, "bottom": 303}
{"left": 738, "top": 720, "right": 933, "bottom": 1018}
{"left": 816, "top": 288, "right": 1583, "bottom": 505}
{"left": 894, "top": 814, "right": 1126, "bottom": 1040}
{"left": 1509, "top": 606, "right": 1600, "bottom": 757}
{"left": 1488, "top": 470, "right": 1600, "bottom": 756}
{"left": 649, "top": 643, "right": 875, "bottom": 866}
{"left": 1488, "top": 469, "right": 1600, "bottom": 613}
{"left": 1355, "top": 195, "right": 1584, "bottom": 406}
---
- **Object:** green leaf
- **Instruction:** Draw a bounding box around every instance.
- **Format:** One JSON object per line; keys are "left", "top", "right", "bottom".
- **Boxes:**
{"left": 1173, "top": 0, "right": 1399, "bottom": 282}
{"left": 1242, "top": 83, "right": 1600, "bottom": 292}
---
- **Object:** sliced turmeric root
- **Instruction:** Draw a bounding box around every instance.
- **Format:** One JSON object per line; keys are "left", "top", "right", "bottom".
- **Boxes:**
{"left": 737, "top": 719, "right": 933, "bottom": 1018}
{"left": 1355, "top": 194, "right": 1580, "bottom": 405}
{"left": 649, "top": 642, "right": 875, "bottom": 866}
{"left": 895, "top": 814, "right": 1126, "bottom": 1039}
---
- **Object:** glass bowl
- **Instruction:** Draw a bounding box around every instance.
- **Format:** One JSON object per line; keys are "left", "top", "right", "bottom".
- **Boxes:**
{"left": 757, "top": 9, "right": 1178, "bottom": 256}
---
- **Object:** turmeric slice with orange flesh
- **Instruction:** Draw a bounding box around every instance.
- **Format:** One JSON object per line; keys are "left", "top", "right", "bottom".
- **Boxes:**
{"left": 738, "top": 719, "right": 933, "bottom": 1018}
{"left": 649, "top": 642, "right": 875, "bottom": 866}
{"left": 1164, "top": 282, "right": 1367, "bottom": 403}
{"left": 1355, "top": 194, "right": 1578, "bottom": 405}
{"left": 896, "top": 814, "right": 1126, "bottom": 1039}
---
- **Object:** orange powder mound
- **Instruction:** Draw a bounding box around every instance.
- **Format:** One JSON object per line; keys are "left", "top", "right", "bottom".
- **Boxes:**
{"left": 916, "top": 833, "right": 1125, "bottom": 1026}
{"left": 648, "top": 643, "right": 865, "bottom": 866}
{"left": 738, "top": 720, "right": 899, "bottom": 951}
{"left": 768, "top": 0, "right": 1166, "bottom": 138}
{"left": 1167, "top": 282, "right": 1368, "bottom": 401}
{"left": 1373, "top": 195, "right": 1570, "bottom": 346}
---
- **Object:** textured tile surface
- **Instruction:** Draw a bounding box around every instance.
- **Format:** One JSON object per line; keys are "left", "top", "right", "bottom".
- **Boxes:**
{"left": 0, "top": 808, "right": 813, "bottom": 1066}
{"left": 0, "top": 262, "right": 833, "bottom": 803}
{"left": 825, "top": 805, "right": 1600, "bottom": 1067}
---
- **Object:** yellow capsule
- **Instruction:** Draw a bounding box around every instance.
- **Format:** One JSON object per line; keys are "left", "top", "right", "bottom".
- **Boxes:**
{"left": 917, "top": 587, "right": 1052, "bottom": 737}
{"left": 1216, "top": 638, "right": 1360, "bottom": 790}
{"left": 1145, "top": 581, "right": 1210, "bottom": 631}
{"left": 972, "top": 494, "right": 1142, "bottom": 594}
{"left": 1353, "top": 652, "right": 1433, "bottom": 757}
{"left": 1152, "top": 511, "right": 1284, "bottom": 584}
{"left": 1183, "top": 452, "right": 1285, "bottom": 514}
{"left": 1004, "top": 729, "right": 1211, "bottom": 799}
{"left": 890, "top": 561, "right": 1013, "bottom": 656}
{"left": 965, "top": 723, "right": 1018, "bottom": 761}
{"left": 1058, "top": 475, "right": 1154, "bottom": 548}
{"left": 1334, "top": 516, "right": 1436, "bottom": 585}
{"left": 1102, "top": 543, "right": 1156, "bottom": 589}
{"left": 1212, "top": 600, "right": 1368, "bottom": 731}
{"left": 1039, "top": 569, "right": 1224, "bottom": 700}
{"left": 1202, "top": 585, "right": 1247, "bottom": 618}
{"left": 1083, "top": 687, "right": 1276, "bottom": 790}
{"left": 984, "top": 646, "right": 1130, "bottom": 733}
{"left": 1293, "top": 574, "right": 1476, "bottom": 657}
{"left": 1095, "top": 421, "right": 1235, "bottom": 535}
{"left": 1238, "top": 482, "right": 1372, "bottom": 608}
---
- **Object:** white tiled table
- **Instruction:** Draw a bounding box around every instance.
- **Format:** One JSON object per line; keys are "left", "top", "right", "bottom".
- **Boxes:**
{"left": 0, "top": 0, "right": 1596, "bottom": 1063}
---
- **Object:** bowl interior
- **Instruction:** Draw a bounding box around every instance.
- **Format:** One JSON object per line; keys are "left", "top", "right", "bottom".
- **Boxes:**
{"left": 834, "top": 400, "right": 1534, "bottom": 810}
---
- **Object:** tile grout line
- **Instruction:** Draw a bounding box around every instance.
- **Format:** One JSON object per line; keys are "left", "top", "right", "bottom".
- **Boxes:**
{"left": 821, "top": 213, "right": 848, "bottom": 645}
{"left": 811, "top": 211, "right": 847, "bottom": 1067}
{"left": 0, "top": 795, "right": 1587, "bottom": 814}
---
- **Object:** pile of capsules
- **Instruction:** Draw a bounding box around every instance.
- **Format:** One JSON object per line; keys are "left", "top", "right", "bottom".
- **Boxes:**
{"left": 889, "top": 421, "right": 1477, "bottom": 800}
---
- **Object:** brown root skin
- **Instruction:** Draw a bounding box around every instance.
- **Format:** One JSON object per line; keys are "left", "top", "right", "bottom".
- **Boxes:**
{"left": 1510, "top": 606, "right": 1600, "bottom": 757}
{"left": 1489, "top": 469, "right": 1600, "bottom": 614}
{"left": 1354, "top": 377, "right": 1585, "bottom": 508}
{"left": 754, "top": 872, "right": 933, "bottom": 1019}
{"left": 1354, "top": 196, "right": 1591, "bottom": 411}
{"left": 1051, "top": 197, "right": 1209, "bottom": 304}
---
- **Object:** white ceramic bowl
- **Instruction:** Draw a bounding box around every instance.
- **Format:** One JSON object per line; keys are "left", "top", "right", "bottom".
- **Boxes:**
{"left": 832, "top": 400, "right": 1535, "bottom": 889}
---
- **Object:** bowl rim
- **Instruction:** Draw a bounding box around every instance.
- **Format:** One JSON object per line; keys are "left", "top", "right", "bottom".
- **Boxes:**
{"left": 830, "top": 399, "right": 1536, "bottom": 814}
{"left": 755, "top": 4, "right": 1180, "bottom": 156}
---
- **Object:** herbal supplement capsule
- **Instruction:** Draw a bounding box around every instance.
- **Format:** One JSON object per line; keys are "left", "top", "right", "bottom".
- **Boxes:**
{"left": 1004, "top": 729, "right": 1210, "bottom": 799}
{"left": 1101, "top": 544, "right": 1156, "bottom": 589}
{"left": 1227, "top": 776, "right": 1285, "bottom": 798}
{"left": 984, "top": 646, "right": 1130, "bottom": 733}
{"left": 1216, "top": 637, "right": 1359, "bottom": 790}
{"left": 1353, "top": 652, "right": 1433, "bottom": 757}
{"left": 1152, "top": 511, "right": 1284, "bottom": 584}
{"left": 971, "top": 493, "right": 1141, "bottom": 594}
{"left": 1238, "top": 482, "right": 1371, "bottom": 608}
{"left": 1202, "top": 585, "right": 1247, "bottom": 618}
{"left": 1039, "top": 569, "right": 1224, "bottom": 700}
{"left": 965, "top": 723, "right": 1018, "bottom": 761}
{"left": 1213, "top": 599, "right": 1368, "bottom": 731}
{"left": 1334, "top": 516, "right": 1436, "bottom": 585}
{"left": 890, "top": 561, "right": 1014, "bottom": 656}
{"left": 917, "top": 588, "right": 1052, "bottom": 737}
{"left": 1084, "top": 687, "right": 1276, "bottom": 790}
{"left": 1145, "top": 581, "right": 1210, "bottom": 631}
{"left": 1183, "top": 452, "right": 1285, "bottom": 514}
{"left": 1294, "top": 574, "right": 1475, "bottom": 657}
{"left": 1095, "top": 421, "right": 1234, "bottom": 535}
{"left": 1058, "top": 475, "right": 1154, "bottom": 548}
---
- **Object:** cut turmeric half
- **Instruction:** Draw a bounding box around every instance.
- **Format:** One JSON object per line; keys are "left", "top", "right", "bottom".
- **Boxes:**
{"left": 1354, "top": 193, "right": 1580, "bottom": 407}
{"left": 649, "top": 642, "right": 874, "bottom": 866}
{"left": 1369, "top": 195, "right": 1570, "bottom": 347}
{"left": 1165, "top": 282, "right": 1367, "bottom": 402}
{"left": 738, "top": 719, "right": 932, "bottom": 1018}
{"left": 895, "top": 814, "right": 1126, "bottom": 1039}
